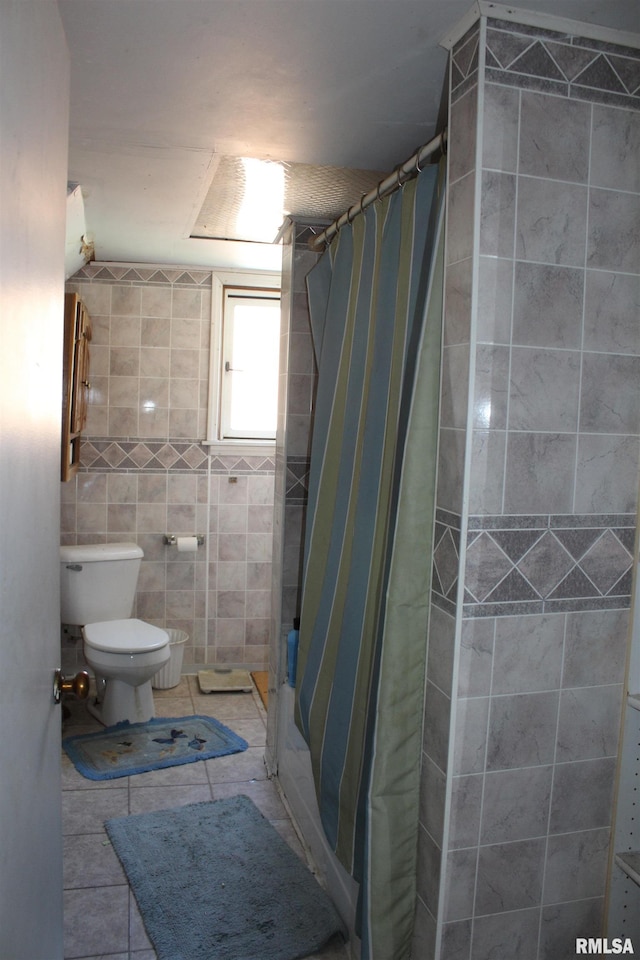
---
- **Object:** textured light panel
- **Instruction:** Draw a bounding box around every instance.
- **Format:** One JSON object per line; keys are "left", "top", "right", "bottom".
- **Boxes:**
{"left": 191, "top": 156, "right": 387, "bottom": 243}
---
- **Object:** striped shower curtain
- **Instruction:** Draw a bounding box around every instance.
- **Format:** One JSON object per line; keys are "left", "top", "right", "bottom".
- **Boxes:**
{"left": 295, "top": 160, "right": 445, "bottom": 960}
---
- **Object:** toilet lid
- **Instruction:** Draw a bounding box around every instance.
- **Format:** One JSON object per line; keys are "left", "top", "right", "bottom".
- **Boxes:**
{"left": 83, "top": 618, "right": 169, "bottom": 654}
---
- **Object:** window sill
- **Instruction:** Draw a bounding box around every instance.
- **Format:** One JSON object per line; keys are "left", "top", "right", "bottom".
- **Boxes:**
{"left": 203, "top": 439, "right": 276, "bottom": 458}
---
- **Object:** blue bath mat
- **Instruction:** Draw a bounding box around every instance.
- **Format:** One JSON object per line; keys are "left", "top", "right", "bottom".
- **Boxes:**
{"left": 63, "top": 715, "right": 248, "bottom": 780}
{"left": 105, "top": 794, "right": 346, "bottom": 960}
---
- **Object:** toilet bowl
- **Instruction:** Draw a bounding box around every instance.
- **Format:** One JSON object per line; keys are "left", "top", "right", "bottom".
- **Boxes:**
{"left": 83, "top": 618, "right": 170, "bottom": 726}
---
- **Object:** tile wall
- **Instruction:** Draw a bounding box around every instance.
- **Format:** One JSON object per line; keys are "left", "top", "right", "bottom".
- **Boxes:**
{"left": 62, "top": 265, "right": 275, "bottom": 673}
{"left": 414, "top": 14, "right": 640, "bottom": 960}
{"left": 268, "top": 222, "right": 319, "bottom": 767}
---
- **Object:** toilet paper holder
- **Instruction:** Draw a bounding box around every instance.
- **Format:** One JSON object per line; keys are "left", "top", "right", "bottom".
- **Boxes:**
{"left": 163, "top": 534, "right": 205, "bottom": 547}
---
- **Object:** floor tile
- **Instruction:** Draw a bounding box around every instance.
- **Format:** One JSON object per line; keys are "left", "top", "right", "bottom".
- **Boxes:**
{"left": 211, "top": 776, "right": 289, "bottom": 819}
{"left": 230, "top": 716, "right": 267, "bottom": 744}
{"left": 128, "top": 782, "right": 213, "bottom": 815}
{"left": 192, "top": 691, "right": 261, "bottom": 719}
{"left": 63, "top": 788, "right": 129, "bottom": 835}
{"left": 204, "top": 745, "right": 268, "bottom": 783}
{"left": 63, "top": 885, "right": 129, "bottom": 958}
{"left": 62, "top": 682, "right": 344, "bottom": 960}
{"left": 151, "top": 696, "right": 194, "bottom": 717}
{"left": 63, "top": 834, "right": 126, "bottom": 889}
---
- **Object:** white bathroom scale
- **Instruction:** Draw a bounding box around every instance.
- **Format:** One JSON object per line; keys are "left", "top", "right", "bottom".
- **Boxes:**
{"left": 198, "top": 669, "right": 254, "bottom": 694}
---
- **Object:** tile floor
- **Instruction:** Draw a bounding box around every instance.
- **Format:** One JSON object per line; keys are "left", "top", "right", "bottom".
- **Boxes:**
{"left": 62, "top": 675, "right": 349, "bottom": 960}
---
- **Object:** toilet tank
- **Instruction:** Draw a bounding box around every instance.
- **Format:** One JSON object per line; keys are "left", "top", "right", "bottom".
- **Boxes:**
{"left": 60, "top": 541, "right": 144, "bottom": 625}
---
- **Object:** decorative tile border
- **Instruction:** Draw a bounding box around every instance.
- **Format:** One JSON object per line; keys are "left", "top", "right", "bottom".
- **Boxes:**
{"left": 452, "top": 23, "right": 480, "bottom": 101}
{"left": 432, "top": 512, "right": 636, "bottom": 618}
{"left": 451, "top": 16, "right": 640, "bottom": 110}
{"left": 485, "top": 18, "right": 640, "bottom": 109}
{"left": 286, "top": 457, "right": 310, "bottom": 505}
{"left": 72, "top": 264, "right": 212, "bottom": 287}
{"left": 432, "top": 509, "right": 462, "bottom": 616}
{"left": 80, "top": 438, "right": 274, "bottom": 474}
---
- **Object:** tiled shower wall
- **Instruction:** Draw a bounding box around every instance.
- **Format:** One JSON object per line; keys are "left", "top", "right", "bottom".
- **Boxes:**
{"left": 61, "top": 264, "right": 275, "bottom": 673}
{"left": 267, "top": 222, "right": 318, "bottom": 766}
{"left": 415, "top": 14, "right": 640, "bottom": 960}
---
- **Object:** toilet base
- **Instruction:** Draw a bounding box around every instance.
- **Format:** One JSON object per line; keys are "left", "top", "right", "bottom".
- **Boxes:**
{"left": 87, "top": 677, "right": 156, "bottom": 727}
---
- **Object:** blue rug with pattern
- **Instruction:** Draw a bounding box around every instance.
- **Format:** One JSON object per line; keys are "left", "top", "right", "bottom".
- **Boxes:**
{"left": 63, "top": 715, "right": 248, "bottom": 780}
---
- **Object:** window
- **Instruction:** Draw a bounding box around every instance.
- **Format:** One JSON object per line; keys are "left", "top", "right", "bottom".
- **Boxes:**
{"left": 206, "top": 271, "right": 280, "bottom": 452}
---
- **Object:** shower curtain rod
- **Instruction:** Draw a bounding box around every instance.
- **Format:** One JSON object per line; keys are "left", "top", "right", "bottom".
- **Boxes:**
{"left": 310, "top": 128, "right": 447, "bottom": 250}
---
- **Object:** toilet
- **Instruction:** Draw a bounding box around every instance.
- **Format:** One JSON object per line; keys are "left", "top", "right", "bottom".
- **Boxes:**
{"left": 60, "top": 541, "right": 170, "bottom": 726}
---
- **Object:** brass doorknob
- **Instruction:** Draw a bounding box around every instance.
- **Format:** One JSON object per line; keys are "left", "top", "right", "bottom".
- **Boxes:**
{"left": 53, "top": 669, "right": 90, "bottom": 703}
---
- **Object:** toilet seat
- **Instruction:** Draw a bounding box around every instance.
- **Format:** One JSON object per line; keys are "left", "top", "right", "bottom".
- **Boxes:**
{"left": 83, "top": 618, "right": 168, "bottom": 654}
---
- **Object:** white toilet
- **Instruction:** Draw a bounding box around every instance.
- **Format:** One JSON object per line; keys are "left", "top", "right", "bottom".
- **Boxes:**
{"left": 60, "top": 541, "right": 170, "bottom": 726}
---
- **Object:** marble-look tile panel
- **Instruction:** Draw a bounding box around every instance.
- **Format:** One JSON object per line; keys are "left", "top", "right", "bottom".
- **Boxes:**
{"left": 480, "top": 171, "right": 516, "bottom": 258}
{"left": 504, "top": 433, "right": 576, "bottom": 515}
{"left": 443, "top": 847, "right": 478, "bottom": 922}
{"left": 575, "top": 435, "right": 640, "bottom": 515}
{"left": 543, "top": 828, "right": 611, "bottom": 904}
{"left": 563, "top": 608, "right": 629, "bottom": 687}
{"left": 591, "top": 104, "right": 640, "bottom": 194}
{"left": 467, "top": 429, "right": 507, "bottom": 516}
{"left": 589, "top": 186, "right": 640, "bottom": 273}
{"left": 449, "top": 774, "right": 482, "bottom": 849}
{"left": 556, "top": 685, "right": 623, "bottom": 762}
{"left": 458, "top": 617, "right": 494, "bottom": 697}
{"left": 427, "top": 602, "right": 456, "bottom": 698}
{"left": 440, "top": 919, "right": 472, "bottom": 960}
{"left": 452, "top": 696, "right": 490, "bottom": 776}
{"left": 472, "top": 908, "right": 540, "bottom": 960}
{"left": 446, "top": 172, "right": 476, "bottom": 265}
{"left": 440, "top": 344, "right": 470, "bottom": 430}
{"left": 580, "top": 353, "right": 640, "bottom": 434}
{"left": 492, "top": 613, "right": 564, "bottom": 694}
{"left": 540, "top": 899, "right": 604, "bottom": 960}
{"left": 424, "top": 681, "right": 453, "bottom": 774}
{"left": 473, "top": 344, "right": 509, "bottom": 430}
{"left": 584, "top": 270, "right": 640, "bottom": 355}
{"left": 519, "top": 91, "right": 590, "bottom": 182}
{"left": 477, "top": 257, "right": 513, "bottom": 345}
{"left": 436, "top": 428, "right": 466, "bottom": 516}
{"left": 549, "top": 757, "right": 617, "bottom": 832}
{"left": 486, "top": 691, "right": 559, "bottom": 770}
{"left": 482, "top": 83, "right": 520, "bottom": 173}
{"left": 480, "top": 765, "right": 553, "bottom": 843}
{"left": 509, "top": 347, "right": 581, "bottom": 432}
{"left": 516, "top": 177, "right": 587, "bottom": 266}
{"left": 512, "top": 262, "right": 583, "bottom": 349}
{"left": 419, "top": 754, "right": 446, "bottom": 847}
{"left": 475, "top": 838, "right": 546, "bottom": 914}
{"left": 443, "top": 258, "right": 472, "bottom": 347}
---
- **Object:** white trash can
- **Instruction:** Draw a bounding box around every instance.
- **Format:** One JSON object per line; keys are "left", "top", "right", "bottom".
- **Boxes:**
{"left": 152, "top": 629, "right": 188, "bottom": 689}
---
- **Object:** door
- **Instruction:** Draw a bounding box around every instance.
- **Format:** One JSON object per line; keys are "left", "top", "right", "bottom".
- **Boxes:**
{"left": 0, "top": 4, "right": 70, "bottom": 957}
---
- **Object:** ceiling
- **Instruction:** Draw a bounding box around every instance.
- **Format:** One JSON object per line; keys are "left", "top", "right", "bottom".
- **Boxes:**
{"left": 58, "top": 0, "right": 639, "bottom": 274}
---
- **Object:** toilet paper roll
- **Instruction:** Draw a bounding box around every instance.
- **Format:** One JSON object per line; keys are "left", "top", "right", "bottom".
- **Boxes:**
{"left": 176, "top": 536, "right": 199, "bottom": 553}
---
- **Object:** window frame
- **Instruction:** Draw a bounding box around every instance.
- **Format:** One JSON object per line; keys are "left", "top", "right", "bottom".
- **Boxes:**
{"left": 205, "top": 269, "right": 281, "bottom": 454}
